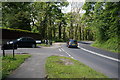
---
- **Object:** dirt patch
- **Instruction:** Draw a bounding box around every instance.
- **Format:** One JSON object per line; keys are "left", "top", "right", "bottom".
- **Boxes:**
{"left": 60, "top": 58, "right": 74, "bottom": 65}
{"left": 50, "top": 55, "right": 74, "bottom": 65}
{"left": 55, "top": 60, "right": 64, "bottom": 65}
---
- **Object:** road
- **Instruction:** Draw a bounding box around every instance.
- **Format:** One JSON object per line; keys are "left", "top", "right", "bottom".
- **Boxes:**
{"left": 59, "top": 42, "right": 119, "bottom": 78}
{"left": 0, "top": 42, "right": 119, "bottom": 78}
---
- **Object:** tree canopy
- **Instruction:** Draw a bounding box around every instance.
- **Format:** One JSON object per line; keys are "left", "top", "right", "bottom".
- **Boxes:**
{"left": 2, "top": 1, "right": 119, "bottom": 47}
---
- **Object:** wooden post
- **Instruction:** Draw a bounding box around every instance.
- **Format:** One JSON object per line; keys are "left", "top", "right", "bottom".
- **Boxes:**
{"left": 13, "top": 44, "right": 15, "bottom": 58}
{"left": 3, "top": 49, "right": 5, "bottom": 57}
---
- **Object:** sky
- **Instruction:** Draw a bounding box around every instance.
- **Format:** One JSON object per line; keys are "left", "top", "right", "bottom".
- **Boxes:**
{"left": 62, "top": 0, "right": 85, "bottom": 13}
{"left": 62, "top": 4, "right": 71, "bottom": 13}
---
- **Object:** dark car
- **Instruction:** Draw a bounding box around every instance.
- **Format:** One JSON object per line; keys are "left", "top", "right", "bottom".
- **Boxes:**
{"left": 67, "top": 39, "right": 78, "bottom": 48}
{"left": 7, "top": 37, "right": 36, "bottom": 48}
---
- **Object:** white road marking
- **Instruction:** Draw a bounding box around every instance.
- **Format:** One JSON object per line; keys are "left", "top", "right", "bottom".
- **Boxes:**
{"left": 61, "top": 48, "right": 65, "bottom": 51}
{"left": 61, "top": 48, "right": 75, "bottom": 59}
{"left": 65, "top": 52, "right": 71, "bottom": 57}
{"left": 71, "top": 56, "right": 74, "bottom": 59}
{"left": 59, "top": 49, "right": 61, "bottom": 52}
{"left": 78, "top": 46, "right": 120, "bottom": 62}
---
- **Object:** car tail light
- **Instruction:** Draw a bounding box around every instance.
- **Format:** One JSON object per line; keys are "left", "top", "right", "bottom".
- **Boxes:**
{"left": 75, "top": 42, "right": 78, "bottom": 44}
{"left": 69, "top": 42, "right": 71, "bottom": 44}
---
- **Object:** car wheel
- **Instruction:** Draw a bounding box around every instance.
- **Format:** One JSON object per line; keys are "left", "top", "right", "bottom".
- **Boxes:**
{"left": 68, "top": 45, "right": 70, "bottom": 48}
{"left": 32, "top": 44, "right": 36, "bottom": 48}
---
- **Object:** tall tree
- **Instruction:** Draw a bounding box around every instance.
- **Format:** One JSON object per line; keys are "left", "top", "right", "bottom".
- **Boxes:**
{"left": 82, "top": 1, "right": 120, "bottom": 52}
{"left": 2, "top": 2, "right": 32, "bottom": 31}
{"left": 31, "top": 2, "right": 68, "bottom": 39}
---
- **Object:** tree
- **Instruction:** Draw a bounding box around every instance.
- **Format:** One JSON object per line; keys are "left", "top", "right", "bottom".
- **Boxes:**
{"left": 2, "top": 2, "right": 32, "bottom": 31}
{"left": 31, "top": 2, "right": 69, "bottom": 39}
{"left": 82, "top": 1, "right": 120, "bottom": 52}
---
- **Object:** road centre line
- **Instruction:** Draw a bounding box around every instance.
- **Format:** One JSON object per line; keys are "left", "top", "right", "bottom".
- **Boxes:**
{"left": 60, "top": 48, "right": 74, "bottom": 59}
{"left": 59, "top": 49, "right": 61, "bottom": 52}
{"left": 78, "top": 46, "right": 120, "bottom": 62}
{"left": 61, "top": 48, "right": 65, "bottom": 51}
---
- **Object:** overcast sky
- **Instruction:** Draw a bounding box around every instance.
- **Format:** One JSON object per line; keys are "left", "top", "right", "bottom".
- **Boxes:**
{"left": 62, "top": 0, "right": 85, "bottom": 13}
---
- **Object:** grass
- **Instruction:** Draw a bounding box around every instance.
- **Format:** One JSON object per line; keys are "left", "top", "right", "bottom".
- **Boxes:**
{"left": 91, "top": 38, "right": 119, "bottom": 53}
{"left": 2, "top": 54, "right": 31, "bottom": 79}
{"left": 45, "top": 56, "right": 107, "bottom": 78}
{"left": 37, "top": 43, "right": 50, "bottom": 47}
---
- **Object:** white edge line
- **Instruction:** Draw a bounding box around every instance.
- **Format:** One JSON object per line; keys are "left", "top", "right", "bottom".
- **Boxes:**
{"left": 78, "top": 46, "right": 120, "bottom": 62}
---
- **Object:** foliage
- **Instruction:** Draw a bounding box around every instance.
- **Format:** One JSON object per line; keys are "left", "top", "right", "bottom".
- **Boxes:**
{"left": 2, "top": 2, "right": 32, "bottom": 31}
{"left": 53, "top": 39, "right": 67, "bottom": 42}
{"left": 82, "top": 2, "right": 120, "bottom": 41}
{"left": 2, "top": 2, "right": 119, "bottom": 54}
{"left": 0, "top": 2, "right": 1, "bottom": 26}
{"left": 2, "top": 2, "right": 93, "bottom": 41}
{"left": 2, "top": 54, "right": 31, "bottom": 79}
{"left": 45, "top": 56, "right": 107, "bottom": 78}
{"left": 92, "top": 37, "right": 119, "bottom": 53}
{"left": 0, "top": 27, "right": 39, "bottom": 34}
{"left": 31, "top": 2, "right": 69, "bottom": 39}
{"left": 82, "top": 2, "right": 120, "bottom": 53}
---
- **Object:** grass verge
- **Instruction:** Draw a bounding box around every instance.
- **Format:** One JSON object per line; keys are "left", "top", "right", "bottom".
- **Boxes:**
{"left": 91, "top": 38, "right": 119, "bottom": 53}
{"left": 45, "top": 56, "right": 107, "bottom": 78}
{"left": 2, "top": 54, "right": 31, "bottom": 79}
{"left": 37, "top": 43, "right": 50, "bottom": 47}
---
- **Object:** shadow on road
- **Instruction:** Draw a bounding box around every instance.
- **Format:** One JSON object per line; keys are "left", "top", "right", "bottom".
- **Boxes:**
{"left": 78, "top": 41, "right": 93, "bottom": 45}
{"left": 68, "top": 47, "right": 80, "bottom": 49}
{"left": 17, "top": 46, "right": 41, "bottom": 48}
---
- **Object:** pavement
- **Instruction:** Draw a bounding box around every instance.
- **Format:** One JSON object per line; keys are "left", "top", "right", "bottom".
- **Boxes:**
{"left": 2, "top": 43, "right": 61, "bottom": 80}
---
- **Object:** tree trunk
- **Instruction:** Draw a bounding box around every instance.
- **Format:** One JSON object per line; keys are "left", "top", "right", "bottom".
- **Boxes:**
{"left": 70, "top": 22, "right": 73, "bottom": 39}
{"left": 79, "top": 26, "right": 82, "bottom": 40}
{"left": 75, "top": 24, "right": 78, "bottom": 40}
{"left": 53, "top": 25, "right": 56, "bottom": 39}
{"left": 59, "top": 22, "right": 62, "bottom": 39}
{"left": 63, "top": 26, "right": 66, "bottom": 40}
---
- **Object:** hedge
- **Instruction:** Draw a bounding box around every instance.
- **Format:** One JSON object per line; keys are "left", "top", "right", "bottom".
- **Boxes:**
{"left": 1, "top": 28, "right": 41, "bottom": 40}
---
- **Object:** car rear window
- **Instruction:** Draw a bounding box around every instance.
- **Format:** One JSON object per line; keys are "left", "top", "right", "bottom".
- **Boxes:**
{"left": 74, "top": 40, "right": 77, "bottom": 42}
{"left": 70, "top": 40, "right": 77, "bottom": 42}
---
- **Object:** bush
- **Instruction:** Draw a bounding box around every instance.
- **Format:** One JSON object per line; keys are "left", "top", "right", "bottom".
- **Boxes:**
{"left": 92, "top": 37, "right": 119, "bottom": 53}
{"left": 1, "top": 27, "right": 41, "bottom": 40}
{"left": 0, "top": 27, "right": 34, "bottom": 33}
{"left": 53, "top": 39, "right": 67, "bottom": 42}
